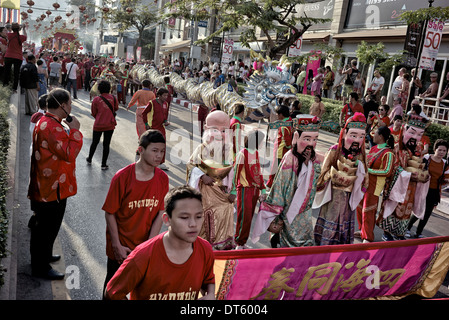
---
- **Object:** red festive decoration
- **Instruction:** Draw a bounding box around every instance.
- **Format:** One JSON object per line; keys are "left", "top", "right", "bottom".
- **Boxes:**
{"left": 66, "top": 12, "right": 72, "bottom": 17}
{"left": 52, "top": 2, "right": 60, "bottom": 10}
{"left": 102, "top": 7, "right": 110, "bottom": 13}
{"left": 91, "top": 18, "right": 97, "bottom": 22}
{"left": 126, "top": 7, "right": 133, "bottom": 14}
{"left": 46, "top": 10, "right": 52, "bottom": 16}
{"left": 79, "top": 5, "right": 86, "bottom": 12}
{"left": 41, "top": 14, "right": 46, "bottom": 20}
{"left": 83, "top": 14, "right": 89, "bottom": 19}
{"left": 26, "top": 0, "right": 35, "bottom": 6}
{"left": 27, "top": 8, "right": 33, "bottom": 13}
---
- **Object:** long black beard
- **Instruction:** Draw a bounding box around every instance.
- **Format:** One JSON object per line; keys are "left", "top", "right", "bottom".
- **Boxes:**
{"left": 292, "top": 144, "right": 315, "bottom": 176}
{"left": 405, "top": 139, "right": 417, "bottom": 154}
{"left": 342, "top": 143, "right": 361, "bottom": 157}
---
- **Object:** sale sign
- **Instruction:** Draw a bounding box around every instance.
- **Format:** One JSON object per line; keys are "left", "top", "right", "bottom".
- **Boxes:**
{"left": 222, "top": 38, "right": 234, "bottom": 64}
{"left": 419, "top": 19, "right": 445, "bottom": 71}
{"left": 288, "top": 36, "right": 303, "bottom": 57}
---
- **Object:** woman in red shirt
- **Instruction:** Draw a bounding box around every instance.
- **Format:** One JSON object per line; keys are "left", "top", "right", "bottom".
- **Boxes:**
{"left": 3, "top": 23, "right": 27, "bottom": 92}
{"left": 86, "top": 80, "right": 119, "bottom": 170}
{"left": 406, "top": 139, "right": 449, "bottom": 238}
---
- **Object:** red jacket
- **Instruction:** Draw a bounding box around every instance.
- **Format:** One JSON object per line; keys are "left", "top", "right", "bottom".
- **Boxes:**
{"left": 91, "top": 93, "right": 118, "bottom": 131}
{"left": 142, "top": 98, "right": 168, "bottom": 130}
{"left": 28, "top": 112, "right": 83, "bottom": 202}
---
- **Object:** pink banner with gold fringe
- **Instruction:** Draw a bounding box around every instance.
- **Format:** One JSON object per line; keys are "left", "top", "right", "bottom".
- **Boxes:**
{"left": 214, "top": 237, "right": 449, "bottom": 300}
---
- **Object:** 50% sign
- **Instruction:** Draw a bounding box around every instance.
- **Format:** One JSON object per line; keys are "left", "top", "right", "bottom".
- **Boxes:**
{"left": 420, "top": 19, "right": 445, "bottom": 71}
{"left": 222, "top": 38, "right": 234, "bottom": 64}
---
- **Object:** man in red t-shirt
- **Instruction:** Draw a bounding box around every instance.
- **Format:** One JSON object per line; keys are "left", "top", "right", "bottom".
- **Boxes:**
{"left": 339, "top": 92, "right": 364, "bottom": 127}
{"left": 105, "top": 185, "right": 215, "bottom": 300}
{"left": 101, "top": 129, "right": 169, "bottom": 295}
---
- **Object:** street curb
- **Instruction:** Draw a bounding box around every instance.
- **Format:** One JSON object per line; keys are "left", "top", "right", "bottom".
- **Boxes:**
{"left": 0, "top": 91, "right": 20, "bottom": 300}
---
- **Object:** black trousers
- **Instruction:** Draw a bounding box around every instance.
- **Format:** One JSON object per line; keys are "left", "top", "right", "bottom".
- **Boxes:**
{"left": 408, "top": 188, "right": 440, "bottom": 236}
{"left": 102, "top": 258, "right": 120, "bottom": 299}
{"left": 3, "top": 57, "right": 22, "bottom": 90}
{"left": 30, "top": 199, "right": 67, "bottom": 273}
{"left": 87, "top": 130, "right": 114, "bottom": 166}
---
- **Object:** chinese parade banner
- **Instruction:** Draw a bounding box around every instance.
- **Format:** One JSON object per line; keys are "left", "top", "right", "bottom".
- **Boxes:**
{"left": 214, "top": 236, "right": 449, "bottom": 300}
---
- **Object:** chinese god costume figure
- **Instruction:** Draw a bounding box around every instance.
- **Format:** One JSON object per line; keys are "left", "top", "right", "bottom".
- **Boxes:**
{"left": 313, "top": 112, "right": 368, "bottom": 245}
{"left": 377, "top": 115, "right": 430, "bottom": 241}
{"left": 252, "top": 116, "right": 323, "bottom": 247}
{"left": 187, "top": 110, "right": 236, "bottom": 250}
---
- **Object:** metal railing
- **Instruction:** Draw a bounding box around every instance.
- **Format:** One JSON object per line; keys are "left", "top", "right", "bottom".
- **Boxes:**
{"left": 415, "top": 96, "right": 449, "bottom": 126}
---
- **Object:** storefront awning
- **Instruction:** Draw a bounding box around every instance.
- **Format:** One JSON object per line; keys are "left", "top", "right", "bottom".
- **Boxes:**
{"left": 334, "top": 26, "right": 449, "bottom": 40}
{"left": 160, "top": 39, "right": 191, "bottom": 52}
{"left": 333, "top": 27, "right": 408, "bottom": 40}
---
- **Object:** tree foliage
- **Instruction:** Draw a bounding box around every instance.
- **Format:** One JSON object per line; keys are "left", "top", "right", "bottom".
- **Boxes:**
{"left": 164, "top": 0, "right": 331, "bottom": 59}
{"left": 103, "top": 0, "right": 158, "bottom": 58}
{"left": 399, "top": 6, "right": 449, "bottom": 24}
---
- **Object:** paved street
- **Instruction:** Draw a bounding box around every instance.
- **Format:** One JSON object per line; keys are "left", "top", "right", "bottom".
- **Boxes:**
{"left": 13, "top": 89, "right": 449, "bottom": 300}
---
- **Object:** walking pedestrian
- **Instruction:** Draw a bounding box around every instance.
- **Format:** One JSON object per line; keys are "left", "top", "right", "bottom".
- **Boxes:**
{"left": 355, "top": 126, "right": 395, "bottom": 243}
{"left": 49, "top": 56, "right": 61, "bottom": 89}
{"left": 142, "top": 88, "right": 170, "bottom": 170}
{"left": 86, "top": 80, "right": 118, "bottom": 170}
{"left": 231, "top": 130, "right": 267, "bottom": 249}
{"left": 101, "top": 129, "right": 169, "bottom": 297}
{"left": 127, "top": 79, "right": 156, "bottom": 140}
{"left": 3, "top": 22, "right": 27, "bottom": 92}
{"left": 37, "top": 59, "right": 48, "bottom": 97}
{"left": 28, "top": 88, "right": 83, "bottom": 280}
{"left": 406, "top": 139, "right": 449, "bottom": 238}
{"left": 20, "top": 54, "right": 39, "bottom": 115}
{"left": 65, "top": 58, "right": 79, "bottom": 100}
{"left": 104, "top": 185, "right": 215, "bottom": 300}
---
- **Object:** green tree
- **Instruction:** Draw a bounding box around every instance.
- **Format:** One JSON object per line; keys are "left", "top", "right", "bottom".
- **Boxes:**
{"left": 103, "top": 0, "right": 158, "bottom": 60}
{"left": 164, "top": 0, "right": 331, "bottom": 59}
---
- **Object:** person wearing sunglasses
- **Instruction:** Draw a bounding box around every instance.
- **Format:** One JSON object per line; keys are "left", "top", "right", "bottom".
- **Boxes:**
{"left": 367, "top": 105, "right": 390, "bottom": 147}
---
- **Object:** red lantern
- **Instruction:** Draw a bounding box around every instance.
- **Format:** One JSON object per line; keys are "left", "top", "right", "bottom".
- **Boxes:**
{"left": 66, "top": 12, "right": 72, "bottom": 17}
{"left": 80, "top": 46, "right": 84, "bottom": 50}
{"left": 27, "top": 8, "right": 33, "bottom": 14}
{"left": 52, "top": 2, "right": 60, "bottom": 10}
{"left": 41, "top": 14, "right": 46, "bottom": 19}
{"left": 46, "top": 10, "right": 52, "bottom": 16}
{"left": 102, "top": 7, "right": 110, "bottom": 13}
{"left": 83, "top": 14, "right": 89, "bottom": 19}
{"left": 79, "top": 5, "right": 86, "bottom": 12}
{"left": 55, "top": 16, "right": 62, "bottom": 22}
{"left": 91, "top": 18, "right": 97, "bottom": 22}
{"left": 26, "top": 0, "right": 34, "bottom": 6}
